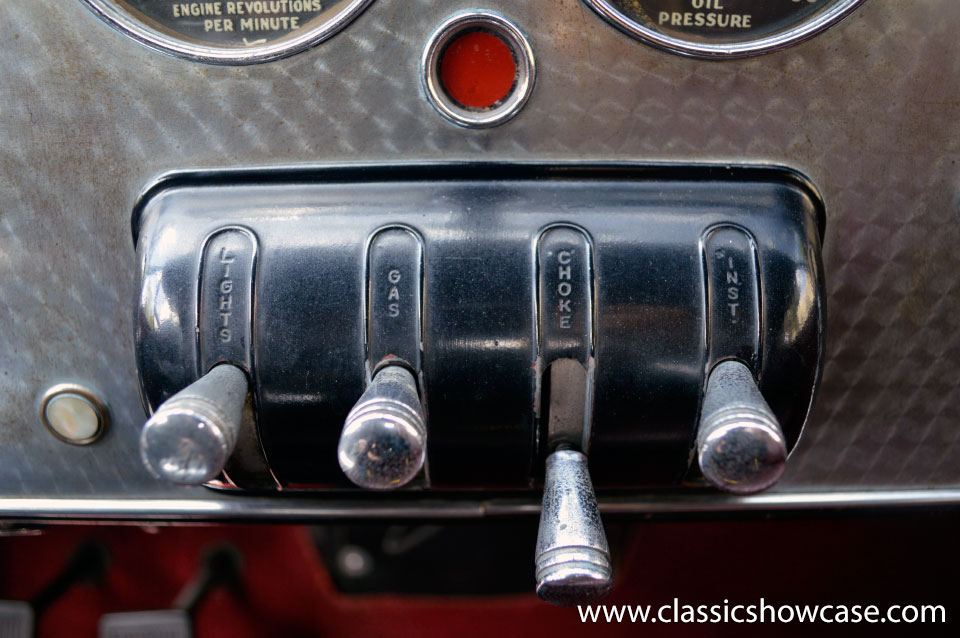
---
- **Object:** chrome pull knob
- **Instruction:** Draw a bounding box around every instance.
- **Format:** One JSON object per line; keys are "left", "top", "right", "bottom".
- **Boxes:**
{"left": 535, "top": 448, "right": 612, "bottom": 607}
{"left": 697, "top": 360, "right": 787, "bottom": 494}
{"left": 140, "top": 364, "right": 248, "bottom": 486}
{"left": 338, "top": 365, "right": 427, "bottom": 490}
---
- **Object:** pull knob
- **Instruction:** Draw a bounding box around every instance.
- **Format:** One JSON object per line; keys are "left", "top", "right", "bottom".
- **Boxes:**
{"left": 338, "top": 365, "right": 427, "bottom": 490}
{"left": 140, "top": 364, "right": 248, "bottom": 486}
{"left": 697, "top": 360, "right": 787, "bottom": 494}
{"left": 535, "top": 449, "right": 612, "bottom": 606}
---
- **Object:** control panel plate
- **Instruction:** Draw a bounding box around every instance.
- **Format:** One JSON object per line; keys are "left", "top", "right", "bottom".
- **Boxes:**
{"left": 134, "top": 164, "right": 824, "bottom": 490}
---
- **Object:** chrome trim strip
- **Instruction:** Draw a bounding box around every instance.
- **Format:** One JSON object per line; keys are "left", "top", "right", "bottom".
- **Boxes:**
{"left": 2, "top": 490, "right": 959, "bottom": 521}
{"left": 80, "top": 0, "right": 375, "bottom": 65}
{"left": 582, "top": 0, "right": 868, "bottom": 59}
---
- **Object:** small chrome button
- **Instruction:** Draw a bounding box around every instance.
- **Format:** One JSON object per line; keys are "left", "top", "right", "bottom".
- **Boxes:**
{"left": 39, "top": 383, "right": 109, "bottom": 445}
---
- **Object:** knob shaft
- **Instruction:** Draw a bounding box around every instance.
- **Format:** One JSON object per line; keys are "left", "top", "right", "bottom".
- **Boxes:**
{"left": 697, "top": 360, "right": 787, "bottom": 494}
{"left": 338, "top": 365, "right": 426, "bottom": 490}
{"left": 535, "top": 449, "right": 612, "bottom": 606}
{"left": 140, "top": 364, "right": 248, "bottom": 486}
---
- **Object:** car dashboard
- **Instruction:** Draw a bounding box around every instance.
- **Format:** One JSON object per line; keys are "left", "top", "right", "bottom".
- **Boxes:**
{"left": 1, "top": 0, "right": 959, "bottom": 630}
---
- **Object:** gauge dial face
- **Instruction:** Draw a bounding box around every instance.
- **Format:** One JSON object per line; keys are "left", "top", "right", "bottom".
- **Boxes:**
{"left": 585, "top": 0, "right": 865, "bottom": 58}
{"left": 82, "top": 0, "right": 373, "bottom": 64}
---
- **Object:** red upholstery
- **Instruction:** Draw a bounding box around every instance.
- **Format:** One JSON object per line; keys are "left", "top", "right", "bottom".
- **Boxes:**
{"left": 0, "top": 515, "right": 956, "bottom": 637}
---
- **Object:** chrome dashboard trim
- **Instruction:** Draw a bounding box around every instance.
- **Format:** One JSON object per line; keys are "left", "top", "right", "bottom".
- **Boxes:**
{"left": 582, "top": 0, "right": 868, "bottom": 59}
{"left": 79, "top": 0, "right": 375, "bottom": 65}
{"left": 1, "top": 490, "right": 959, "bottom": 522}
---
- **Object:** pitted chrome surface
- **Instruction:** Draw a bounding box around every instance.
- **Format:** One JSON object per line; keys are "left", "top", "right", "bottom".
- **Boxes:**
{"left": 1, "top": 0, "right": 959, "bottom": 506}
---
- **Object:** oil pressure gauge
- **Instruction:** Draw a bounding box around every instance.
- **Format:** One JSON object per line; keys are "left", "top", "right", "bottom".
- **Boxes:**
{"left": 81, "top": 0, "right": 373, "bottom": 64}
{"left": 584, "top": 0, "right": 866, "bottom": 58}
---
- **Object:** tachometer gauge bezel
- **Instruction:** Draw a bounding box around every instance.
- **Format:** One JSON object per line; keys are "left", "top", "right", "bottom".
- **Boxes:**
{"left": 80, "top": 0, "right": 374, "bottom": 64}
{"left": 583, "top": 0, "right": 867, "bottom": 59}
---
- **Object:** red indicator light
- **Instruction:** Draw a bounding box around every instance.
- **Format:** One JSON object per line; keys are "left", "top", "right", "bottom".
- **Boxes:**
{"left": 439, "top": 31, "right": 517, "bottom": 109}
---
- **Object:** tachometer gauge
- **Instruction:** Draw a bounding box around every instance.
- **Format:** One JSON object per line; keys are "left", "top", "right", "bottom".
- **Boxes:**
{"left": 81, "top": 0, "right": 373, "bottom": 64}
{"left": 583, "top": 0, "right": 866, "bottom": 58}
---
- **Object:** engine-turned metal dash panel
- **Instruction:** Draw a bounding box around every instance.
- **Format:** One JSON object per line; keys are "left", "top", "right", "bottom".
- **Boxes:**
{"left": 1, "top": 0, "right": 959, "bottom": 517}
